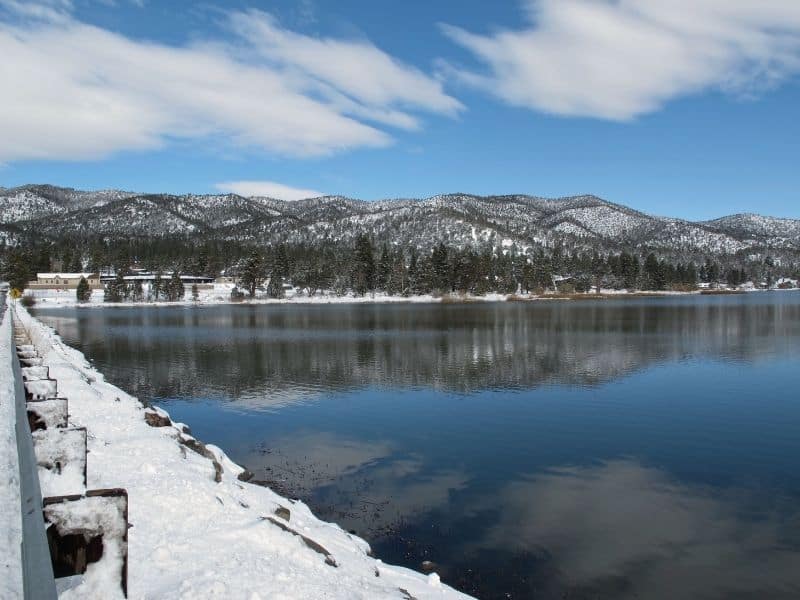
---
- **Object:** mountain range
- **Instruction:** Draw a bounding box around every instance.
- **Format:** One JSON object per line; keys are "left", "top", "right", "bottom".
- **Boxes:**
{"left": 2, "top": 184, "right": 799, "bottom": 259}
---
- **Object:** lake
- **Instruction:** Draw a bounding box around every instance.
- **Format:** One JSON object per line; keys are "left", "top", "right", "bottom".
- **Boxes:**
{"left": 34, "top": 294, "right": 800, "bottom": 599}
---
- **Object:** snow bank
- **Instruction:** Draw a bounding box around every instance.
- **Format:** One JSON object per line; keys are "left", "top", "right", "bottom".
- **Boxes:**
{"left": 15, "top": 306, "right": 473, "bottom": 600}
{"left": 0, "top": 303, "right": 23, "bottom": 599}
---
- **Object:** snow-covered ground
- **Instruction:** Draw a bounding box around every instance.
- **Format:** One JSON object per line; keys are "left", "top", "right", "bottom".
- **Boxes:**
{"left": 26, "top": 286, "right": 510, "bottom": 308}
{"left": 8, "top": 303, "right": 473, "bottom": 599}
{"left": 0, "top": 303, "right": 24, "bottom": 599}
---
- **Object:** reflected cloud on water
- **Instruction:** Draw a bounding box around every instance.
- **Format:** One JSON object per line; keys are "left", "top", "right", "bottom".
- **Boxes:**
{"left": 458, "top": 459, "right": 800, "bottom": 598}
{"left": 239, "top": 431, "right": 469, "bottom": 534}
{"left": 236, "top": 430, "right": 800, "bottom": 598}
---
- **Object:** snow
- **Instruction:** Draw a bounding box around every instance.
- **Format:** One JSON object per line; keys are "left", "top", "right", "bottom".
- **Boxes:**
{"left": 21, "top": 365, "right": 50, "bottom": 380}
{"left": 10, "top": 185, "right": 798, "bottom": 255}
{"left": 36, "top": 274, "right": 97, "bottom": 280}
{"left": 11, "top": 305, "right": 473, "bottom": 600}
{"left": 24, "top": 378, "right": 58, "bottom": 400}
{"left": 0, "top": 302, "right": 23, "bottom": 599}
{"left": 33, "top": 427, "right": 87, "bottom": 497}
{"left": 27, "top": 397, "right": 68, "bottom": 430}
{"left": 46, "top": 495, "right": 128, "bottom": 600}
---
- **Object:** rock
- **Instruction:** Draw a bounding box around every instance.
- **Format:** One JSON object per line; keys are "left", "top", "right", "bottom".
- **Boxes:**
{"left": 264, "top": 516, "right": 338, "bottom": 568}
{"left": 273, "top": 506, "right": 290, "bottom": 521}
{"left": 144, "top": 409, "right": 171, "bottom": 428}
{"left": 420, "top": 560, "right": 436, "bottom": 573}
{"left": 237, "top": 469, "right": 254, "bottom": 482}
{"left": 179, "top": 435, "right": 223, "bottom": 483}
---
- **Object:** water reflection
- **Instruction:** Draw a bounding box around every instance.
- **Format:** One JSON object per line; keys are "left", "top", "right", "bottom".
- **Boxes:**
{"left": 464, "top": 460, "right": 800, "bottom": 599}
{"left": 32, "top": 294, "right": 800, "bottom": 599}
{"left": 35, "top": 295, "right": 800, "bottom": 407}
{"left": 239, "top": 431, "right": 469, "bottom": 534}
{"left": 234, "top": 430, "right": 800, "bottom": 599}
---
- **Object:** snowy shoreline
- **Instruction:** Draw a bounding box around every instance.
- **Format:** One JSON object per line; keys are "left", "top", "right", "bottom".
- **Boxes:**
{"left": 22, "top": 288, "right": 768, "bottom": 310}
{"left": 8, "top": 304, "right": 473, "bottom": 599}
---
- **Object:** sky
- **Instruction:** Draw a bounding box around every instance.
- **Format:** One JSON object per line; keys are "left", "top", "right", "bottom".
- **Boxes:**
{"left": 1, "top": 0, "right": 799, "bottom": 220}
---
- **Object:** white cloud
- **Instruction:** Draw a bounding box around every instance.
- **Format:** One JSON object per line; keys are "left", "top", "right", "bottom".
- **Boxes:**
{"left": 215, "top": 180, "right": 324, "bottom": 201}
{"left": 228, "top": 9, "right": 463, "bottom": 127}
{"left": 442, "top": 0, "right": 800, "bottom": 120}
{"left": 0, "top": 2, "right": 459, "bottom": 162}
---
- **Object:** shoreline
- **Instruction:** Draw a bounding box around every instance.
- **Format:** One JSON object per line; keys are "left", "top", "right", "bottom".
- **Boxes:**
{"left": 26, "top": 288, "right": 794, "bottom": 311}
{"left": 10, "top": 304, "right": 473, "bottom": 599}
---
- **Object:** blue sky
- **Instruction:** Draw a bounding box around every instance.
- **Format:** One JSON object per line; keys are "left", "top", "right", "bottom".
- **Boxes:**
{"left": 1, "top": 0, "right": 799, "bottom": 219}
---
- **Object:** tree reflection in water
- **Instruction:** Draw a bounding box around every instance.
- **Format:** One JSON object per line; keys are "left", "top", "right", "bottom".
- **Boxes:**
{"left": 34, "top": 294, "right": 800, "bottom": 599}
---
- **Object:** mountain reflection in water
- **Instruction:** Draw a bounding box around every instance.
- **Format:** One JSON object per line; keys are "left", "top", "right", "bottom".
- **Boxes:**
{"left": 34, "top": 294, "right": 800, "bottom": 599}
{"left": 37, "top": 295, "right": 800, "bottom": 404}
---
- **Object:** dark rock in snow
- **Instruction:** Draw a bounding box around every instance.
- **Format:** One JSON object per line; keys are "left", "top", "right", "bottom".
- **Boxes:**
{"left": 273, "top": 506, "right": 290, "bottom": 521}
{"left": 144, "top": 409, "right": 171, "bottom": 428}
{"left": 178, "top": 435, "right": 223, "bottom": 483}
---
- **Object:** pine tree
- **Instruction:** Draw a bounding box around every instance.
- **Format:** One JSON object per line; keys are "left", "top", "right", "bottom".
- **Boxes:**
{"left": 167, "top": 270, "right": 184, "bottom": 301}
{"left": 431, "top": 242, "right": 449, "bottom": 292}
{"left": 69, "top": 251, "right": 83, "bottom": 273}
{"left": 351, "top": 234, "right": 376, "bottom": 296}
{"left": 76, "top": 276, "right": 92, "bottom": 303}
{"left": 644, "top": 253, "right": 666, "bottom": 290}
{"left": 132, "top": 279, "right": 144, "bottom": 302}
{"left": 152, "top": 271, "right": 164, "bottom": 301}
{"left": 406, "top": 249, "right": 421, "bottom": 295}
{"left": 267, "top": 245, "right": 289, "bottom": 298}
{"left": 376, "top": 243, "right": 392, "bottom": 292}
{"left": 104, "top": 272, "right": 126, "bottom": 302}
{"left": 2, "top": 249, "right": 34, "bottom": 291}
{"left": 241, "top": 252, "right": 265, "bottom": 297}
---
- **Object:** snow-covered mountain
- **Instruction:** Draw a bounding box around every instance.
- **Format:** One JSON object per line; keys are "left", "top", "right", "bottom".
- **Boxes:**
{"left": 2, "top": 184, "right": 798, "bottom": 258}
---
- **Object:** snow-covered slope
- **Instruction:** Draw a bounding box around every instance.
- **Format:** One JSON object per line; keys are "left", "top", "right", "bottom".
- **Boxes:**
{"left": 704, "top": 214, "right": 800, "bottom": 243}
{"left": 2, "top": 185, "right": 799, "bottom": 256}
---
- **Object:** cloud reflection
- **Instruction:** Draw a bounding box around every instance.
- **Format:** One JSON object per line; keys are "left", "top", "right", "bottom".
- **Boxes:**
{"left": 475, "top": 459, "right": 800, "bottom": 599}
{"left": 241, "top": 431, "right": 468, "bottom": 534}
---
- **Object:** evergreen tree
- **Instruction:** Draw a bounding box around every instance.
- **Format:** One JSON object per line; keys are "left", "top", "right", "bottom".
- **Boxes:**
{"left": 68, "top": 251, "right": 83, "bottom": 273}
{"left": 167, "top": 270, "right": 185, "bottom": 301}
{"left": 152, "top": 270, "right": 164, "bottom": 301}
{"left": 351, "top": 234, "right": 376, "bottom": 296}
{"left": 1, "top": 249, "right": 34, "bottom": 291}
{"left": 267, "top": 244, "right": 289, "bottom": 298}
{"left": 241, "top": 252, "right": 265, "bottom": 297}
{"left": 76, "top": 276, "right": 92, "bottom": 303}
{"left": 132, "top": 279, "right": 144, "bottom": 302}
{"left": 376, "top": 243, "right": 392, "bottom": 292}
{"left": 407, "top": 248, "right": 420, "bottom": 295}
{"left": 431, "top": 242, "right": 449, "bottom": 292}
{"left": 644, "top": 253, "right": 666, "bottom": 290}
{"left": 104, "top": 272, "right": 126, "bottom": 302}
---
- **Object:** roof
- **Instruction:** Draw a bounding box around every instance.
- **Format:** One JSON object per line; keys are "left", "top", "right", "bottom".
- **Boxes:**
{"left": 36, "top": 273, "right": 97, "bottom": 279}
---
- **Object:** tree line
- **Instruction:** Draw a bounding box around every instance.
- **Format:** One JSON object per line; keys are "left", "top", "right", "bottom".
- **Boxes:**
{"left": 1, "top": 234, "right": 795, "bottom": 299}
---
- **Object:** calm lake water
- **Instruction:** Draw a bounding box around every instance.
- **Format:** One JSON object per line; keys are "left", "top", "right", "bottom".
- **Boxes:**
{"left": 34, "top": 294, "right": 800, "bottom": 599}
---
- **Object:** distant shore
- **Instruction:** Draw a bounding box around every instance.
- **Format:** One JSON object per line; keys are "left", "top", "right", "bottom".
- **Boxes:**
{"left": 24, "top": 287, "right": 795, "bottom": 310}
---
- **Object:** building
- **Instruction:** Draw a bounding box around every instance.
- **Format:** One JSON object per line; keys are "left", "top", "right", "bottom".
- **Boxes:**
{"left": 98, "top": 272, "right": 214, "bottom": 285}
{"left": 27, "top": 273, "right": 102, "bottom": 290}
